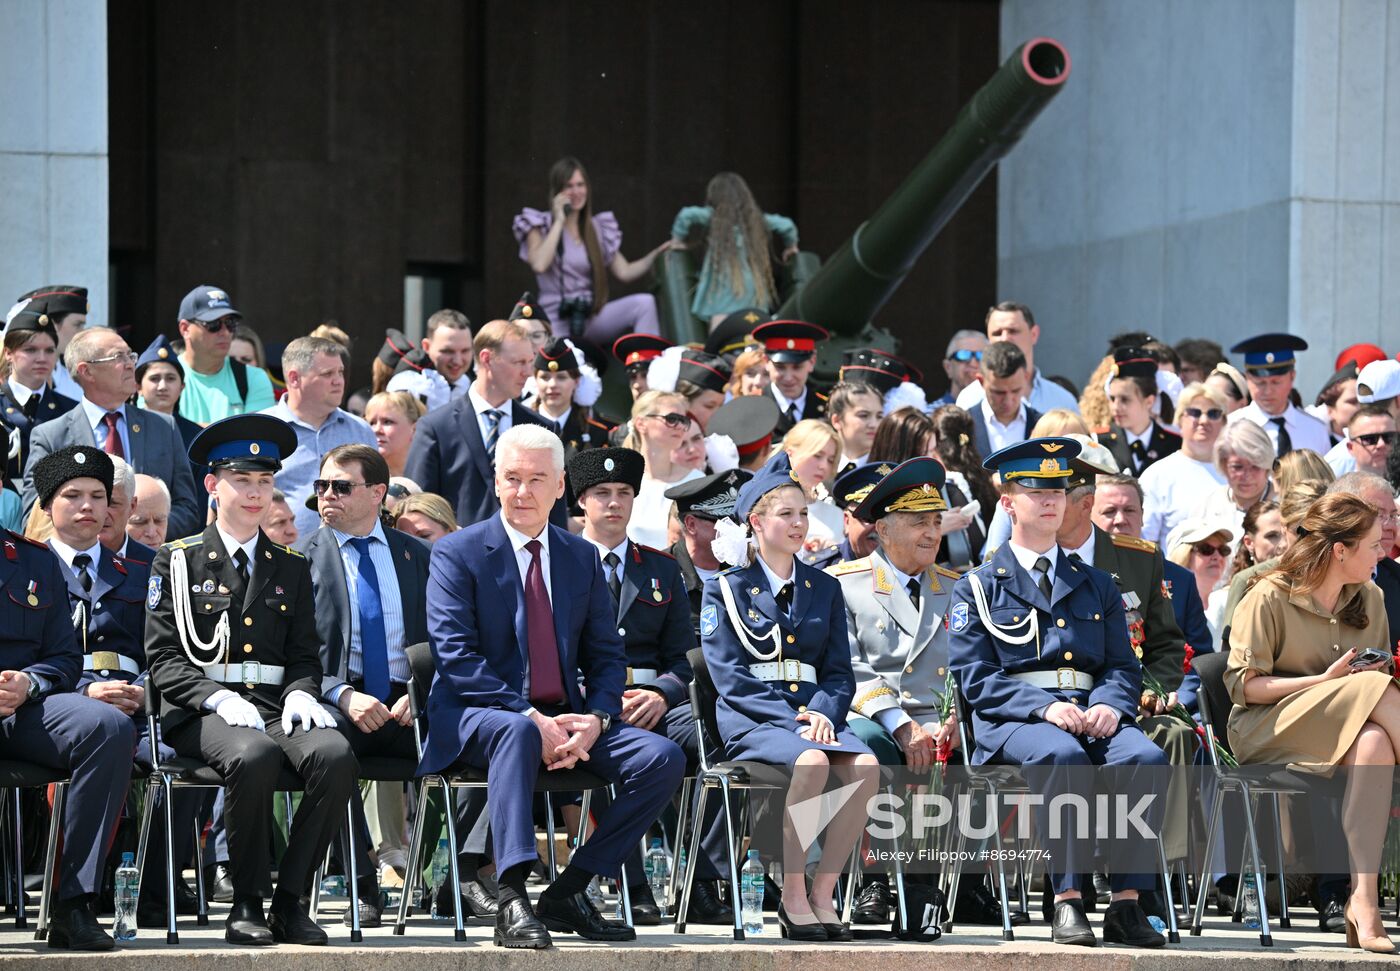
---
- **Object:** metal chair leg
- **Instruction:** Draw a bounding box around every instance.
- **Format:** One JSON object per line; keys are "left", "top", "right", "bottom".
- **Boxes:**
{"left": 440, "top": 782, "right": 467, "bottom": 941}
{"left": 160, "top": 777, "right": 179, "bottom": 943}
{"left": 984, "top": 784, "right": 1014, "bottom": 941}
{"left": 1239, "top": 784, "right": 1273, "bottom": 947}
{"left": 394, "top": 777, "right": 433, "bottom": 934}
{"left": 34, "top": 782, "right": 66, "bottom": 941}
{"left": 11, "top": 787, "right": 25, "bottom": 929}
{"left": 1190, "top": 783, "right": 1224, "bottom": 936}
{"left": 543, "top": 792, "right": 559, "bottom": 881}
{"left": 717, "top": 776, "right": 745, "bottom": 941}
{"left": 1157, "top": 836, "right": 1180, "bottom": 944}
{"left": 612, "top": 785, "right": 634, "bottom": 928}
{"left": 674, "top": 780, "right": 709, "bottom": 934}
{"left": 192, "top": 816, "right": 208, "bottom": 925}
{"left": 578, "top": 789, "right": 593, "bottom": 847}
{"left": 668, "top": 777, "right": 693, "bottom": 912}
{"left": 1268, "top": 794, "right": 1291, "bottom": 929}
{"left": 345, "top": 799, "right": 362, "bottom": 942}
{"left": 839, "top": 843, "right": 860, "bottom": 924}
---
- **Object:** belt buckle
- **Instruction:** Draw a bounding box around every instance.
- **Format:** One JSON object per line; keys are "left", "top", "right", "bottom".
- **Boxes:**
{"left": 241, "top": 661, "right": 262, "bottom": 685}
{"left": 783, "top": 659, "right": 802, "bottom": 681}
{"left": 90, "top": 650, "right": 119, "bottom": 671}
{"left": 1056, "top": 667, "right": 1079, "bottom": 692}
{"left": 625, "top": 666, "right": 635, "bottom": 687}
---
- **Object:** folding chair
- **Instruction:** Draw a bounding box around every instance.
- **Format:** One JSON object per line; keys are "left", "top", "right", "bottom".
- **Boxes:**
{"left": 0, "top": 763, "right": 68, "bottom": 936}
{"left": 392, "top": 642, "right": 630, "bottom": 939}
{"left": 1188, "top": 651, "right": 1308, "bottom": 947}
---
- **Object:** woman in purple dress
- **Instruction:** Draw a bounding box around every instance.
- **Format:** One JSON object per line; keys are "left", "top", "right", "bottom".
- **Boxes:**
{"left": 514, "top": 157, "right": 672, "bottom": 346}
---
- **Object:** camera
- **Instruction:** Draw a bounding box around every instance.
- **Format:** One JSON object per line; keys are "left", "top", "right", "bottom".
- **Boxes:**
{"left": 557, "top": 297, "right": 592, "bottom": 340}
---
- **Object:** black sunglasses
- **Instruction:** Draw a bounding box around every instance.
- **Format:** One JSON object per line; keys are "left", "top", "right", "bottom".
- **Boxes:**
{"left": 1354, "top": 431, "right": 1399, "bottom": 448}
{"left": 1182, "top": 406, "right": 1225, "bottom": 421}
{"left": 1192, "top": 542, "right": 1230, "bottom": 558}
{"left": 313, "top": 479, "right": 367, "bottom": 497}
{"left": 946, "top": 349, "right": 983, "bottom": 363}
{"left": 193, "top": 317, "right": 240, "bottom": 334}
{"left": 646, "top": 412, "right": 689, "bottom": 428}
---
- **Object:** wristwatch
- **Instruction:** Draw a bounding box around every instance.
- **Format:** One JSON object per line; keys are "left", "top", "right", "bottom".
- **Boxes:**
{"left": 25, "top": 674, "right": 40, "bottom": 701}
{"left": 588, "top": 709, "right": 612, "bottom": 733}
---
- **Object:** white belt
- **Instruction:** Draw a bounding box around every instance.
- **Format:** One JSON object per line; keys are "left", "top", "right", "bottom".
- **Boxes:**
{"left": 83, "top": 652, "right": 141, "bottom": 676}
{"left": 749, "top": 660, "right": 818, "bottom": 684}
{"left": 626, "top": 667, "right": 659, "bottom": 686}
{"left": 202, "top": 662, "right": 286, "bottom": 687}
{"left": 1010, "top": 669, "right": 1093, "bottom": 692}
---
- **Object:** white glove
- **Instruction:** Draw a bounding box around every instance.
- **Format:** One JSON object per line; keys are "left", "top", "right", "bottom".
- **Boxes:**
{"left": 214, "top": 694, "right": 265, "bottom": 731}
{"left": 281, "top": 689, "right": 335, "bottom": 734}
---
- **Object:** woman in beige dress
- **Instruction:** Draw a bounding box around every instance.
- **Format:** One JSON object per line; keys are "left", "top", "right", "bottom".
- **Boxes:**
{"left": 1224, "top": 492, "right": 1396, "bottom": 953}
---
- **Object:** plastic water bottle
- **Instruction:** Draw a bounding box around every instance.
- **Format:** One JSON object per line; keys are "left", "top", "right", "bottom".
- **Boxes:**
{"left": 645, "top": 838, "right": 671, "bottom": 917}
{"left": 113, "top": 852, "right": 138, "bottom": 941}
{"left": 1242, "top": 865, "right": 1261, "bottom": 929}
{"left": 741, "top": 850, "right": 764, "bottom": 936}
{"left": 430, "top": 839, "right": 451, "bottom": 920}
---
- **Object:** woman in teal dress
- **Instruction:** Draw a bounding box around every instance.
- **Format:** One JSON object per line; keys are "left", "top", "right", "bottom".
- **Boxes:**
{"left": 671, "top": 172, "right": 799, "bottom": 326}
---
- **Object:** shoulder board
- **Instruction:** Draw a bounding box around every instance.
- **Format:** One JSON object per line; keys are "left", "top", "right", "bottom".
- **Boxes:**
{"left": 585, "top": 416, "right": 615, "bottom": 431}
{"left": 1110, "top": 534, "right": 1158, "bottom": 553}
{"left": 1159, "top": 425, "right": 1181, "bottom": 438}
{"left": 813, "top": 391, "right": 828, "bottom": 402}
{"left": 164, "top": 534, "right": 205, "bottom": 551}
{"left": 639, "top": 544, "right": 675, "bottom": 560}
{"left": 716, "top": 565, "right": 743, "bottom": 577}
{"left": 273, "top": 542, "right": 305, "bottom": 559}
{"left": 829, "top": 557, "right": 872, "bottom": 576}
{"left": 934, "top": 565, "right": 961, "bottom": 580}
{"left": 12, "top": 531, "right": 48, "bottom": 550}
{"left": 963, "top": 559, "right": 993, "bottom": 577}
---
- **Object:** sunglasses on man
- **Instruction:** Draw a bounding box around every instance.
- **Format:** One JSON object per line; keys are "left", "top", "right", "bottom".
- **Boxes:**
{"left": 189, "top": 316, "right": 240, "bottom": 334}
{"left": 313, "top": 479, "right": 368, "bottom": 497}
{"left": 946, "top": 349, "right": 983, "bottom": 363}
{"left": 1352, "top": 431, "right": 1398, "bottom": 448}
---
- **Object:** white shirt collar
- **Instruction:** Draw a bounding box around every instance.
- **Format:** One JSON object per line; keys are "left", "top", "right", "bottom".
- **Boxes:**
{"left": 881, "top": 554, "right": 917, "bottom": 594}
{"left": 48, "top": 536, "right": 102, "bottom": 571}
{"left": 215, "top": 525, "right": 260, "bottom": 565}
{"left": 470, "top": 385, "right": 509, "bottom": 417}
{"left": 771, "top": 382, "right": 807, "bottom": 415}
{"left": 584, "top": 534, "right": 629, "bottom": 567}
{"left": 79, "top": 396, "right": 123, "bottom": 429}
{"left": 333, "top": 519, "right": 387, "bottom": 548}
{"left": 1065, "top": 529, "right": 1095, "bottom": 567}
{"left": 839, "top": 452, "right": 867, "bottom": 469}
{"left": 1123, "top": 424, "right": 1153, "bottom": 448}
{"left": 1007, "top": 540, "right": 1059, "bottom": 581}
{"left": 755, "top": 552, "right": 795, "bottom": 596}
{"left": 500, "top": 511, "right": 548, "bottom": 555}
{"left": 7, "top": 378, "right": 38, "bottom": 406}
{"left": 981, "top": 398, "right": 1026, "bottom": 429}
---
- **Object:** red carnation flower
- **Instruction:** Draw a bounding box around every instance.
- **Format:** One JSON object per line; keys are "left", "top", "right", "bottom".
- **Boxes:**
{"left": 1183, "top": 644, "right": 1196, "bottom": 675}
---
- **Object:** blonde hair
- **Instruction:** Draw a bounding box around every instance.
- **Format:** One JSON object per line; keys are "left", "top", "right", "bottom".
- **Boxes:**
{"left": 365, "top": 390, "right": 426, "bottom": 425}
{"left": 309, "top": 322, "right": 352, "bottom": 352}
{"left": 623, "top": 390, "right": 686, "bottom": 451}
{"left": 748, "top": 483, "right": 806, "bottom": 529}
{"left": 1178, "top": 380, "right": 1228, "bottom": 415}
{"left": 782, "top": 419, "right": 839, "bottom": 467}
{"left": 1274, "top": 448, "right": 1334, "bottom": 495}
{"left": 232, "top": 324, "right": 268, "bottom": 368}
{"left": 473, "top": 319, "right": 530, "bottom": 359}
{"left": 1031, "top": 408, "right": 1091, "bottom": 437}
{"left": 390, "top": 492, "right": 459, "bottom": 534}
{"left": 1077, "top": 355, "right": 1115, "bottom": 429}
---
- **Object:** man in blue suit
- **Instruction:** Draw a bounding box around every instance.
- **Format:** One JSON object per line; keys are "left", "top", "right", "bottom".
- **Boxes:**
{"left": 403, "top": 319, "right": 564, "bottom": 528}
{"left": 421, "top": 424, "right": 685, "bottom": 949}
{"left": 948, "top": 438, "right": 1167, "bottom": 949}
{"left": 21, "top": 328, "right": 200, "bottom": 539}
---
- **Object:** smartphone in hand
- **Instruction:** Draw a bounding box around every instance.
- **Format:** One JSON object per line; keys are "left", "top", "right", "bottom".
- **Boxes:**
{"left": 1349, "top": 647, "right": 1392, "bottom": 668}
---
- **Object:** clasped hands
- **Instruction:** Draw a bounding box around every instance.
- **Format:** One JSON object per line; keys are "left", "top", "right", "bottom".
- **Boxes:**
{"left": 1044, "top": 700, "right": 1121, "bottom": 739}
{"left": 530, "top": 709, "right": 603, "bottom": 771}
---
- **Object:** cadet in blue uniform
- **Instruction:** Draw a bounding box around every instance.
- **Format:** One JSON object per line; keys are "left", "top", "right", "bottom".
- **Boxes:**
{"left": 947, "top": 438, "right": 1167, "bottom": 949}
{"left": 665, "top": 469, "right": 751, "bottom": 637}
{"left": 15, "top": 446, "right": 136, "bottom": 951}
{"left": 1, "top": 297, "right": 79, "bottom": 486}
{"left": 700, "top": 452, "right": 877, "bottom": 941}
{"left": 569, "top": 447, "right": 733, "bottom": 926}
{"left": 37, "top": 445, "right": 202, "bottom": 924}
{"left": 807, "top": 461, "right": 886, "bottom": 571}
{"left": 145, "top": 415, "right": 358, "bottom": 946}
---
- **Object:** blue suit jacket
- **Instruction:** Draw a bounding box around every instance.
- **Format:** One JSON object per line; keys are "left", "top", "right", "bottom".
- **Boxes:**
{"left": 402, "top": 395, "right": 564, "bottom": 528}
{"left": 948, "top": 543, "right": 1142, "bottom": 763}
{"left": 1165, "top": 559, "right": 1213, "bottom": 713}
{"left": 21, "top": 402, "right": 201, "bottom": 540}
{"left": 419, "top": 514, "right": 627, "bottom": 775}
{"left": 0, "top": 530, "right": 81, "bottom": 692}
{"left": 700, "top": 558, "right": 855, "bottom": 749}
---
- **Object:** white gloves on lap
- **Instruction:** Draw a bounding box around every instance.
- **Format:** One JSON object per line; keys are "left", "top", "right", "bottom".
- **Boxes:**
{"left": 214, "top": 694, "right": 265, "bottom": 731}
{"left": 281, "top": 690, "right": 335, "bottom": 734}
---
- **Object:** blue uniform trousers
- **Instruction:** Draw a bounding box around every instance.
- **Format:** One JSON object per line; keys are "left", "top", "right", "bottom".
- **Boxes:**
{"left": 455, "top": 709, "right": 684, "bottom": 880}
{"left": 1, "top": 694, "right": 135, "bottom": 900}
{"left": 994, "top": 720, "right": 1168, "bottom": 895}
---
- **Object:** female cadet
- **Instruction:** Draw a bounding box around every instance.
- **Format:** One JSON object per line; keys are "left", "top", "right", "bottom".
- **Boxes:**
{"left": 700, "top": 453, "right": 878, "bottom": 941}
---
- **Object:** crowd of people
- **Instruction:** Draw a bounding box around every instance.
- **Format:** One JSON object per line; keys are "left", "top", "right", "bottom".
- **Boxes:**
{"left": 3, "top": 161, "right": 1400, "bottom": 954}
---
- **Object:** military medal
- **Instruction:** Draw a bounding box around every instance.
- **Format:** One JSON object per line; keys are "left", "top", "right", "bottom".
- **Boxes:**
{"left": 26, "top": 581, "right": 38, "bottom": 607}
{"left": 203, "top": 579, "right": 215, "bottom": 593}
{"left": 650, "top": 579, "right": 663, "bottom": 602}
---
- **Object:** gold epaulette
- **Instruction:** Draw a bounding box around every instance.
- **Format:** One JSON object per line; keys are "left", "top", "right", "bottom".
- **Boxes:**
{"left": 164, "top": 534, "right": 205, "bottom": 551}
{"left": 829, "top": 557, "right": 872, "bottom": 577}
{"left": 852, "top": 684, "right": 897, "bottom": 715}
{"left": 272, "top": 542, "right": 305, "bottom": 559}
{"left": 934, "top": 565, "right": 961, "bottom": 580}
{"left": 1110, "top": 534, "right": 1158, "bottom": 554}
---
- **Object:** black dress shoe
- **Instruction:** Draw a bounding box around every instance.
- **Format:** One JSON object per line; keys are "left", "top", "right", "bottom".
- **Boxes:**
{"left": 536, "top": 889, "right": 636, "bottom": 941}
{"left": 1051, "top": 898, "right": 1098, "bottom": 946}
{"left": 776, "top": 903, "right": 828, "bottom": 941}
{"left": 628, "top": 882, "right": 662, "bottom": 925}
{"left": 342, "top": 885, "right": 385, "bottom": 928}
{"left": 1102, "top": 899, "right": 1165, "bottom": 948}
{"left": 268, "top": 898, "right": 329, "bottom": 946}
{"left": 433, "top": 877, "right": 499, "bottom": 919}
{"left": 819, "top": 914, "right": 854, "bottom": 941}
{"left": 959, "top": 882, "right": 1016, "bottom": 926}
{"left": 207, "top": 864, "right": 235, "bottom": 904}
{"left": 687, "top": 880, "right": 734, "bottom": 925}
{"left": 1319, "top": 896, "right": 1347, "bottom": 933}
{"left": 48, "top": 899, "right": 114, "bottom": 952}
{"left": 225, "top": 899, "right": 274, "bottom": 946}
{"left": 852, "top": 880, "right": 890, "bottom": 924}
{"left": 494, "top": 897, "right": 552, "bottom": 949}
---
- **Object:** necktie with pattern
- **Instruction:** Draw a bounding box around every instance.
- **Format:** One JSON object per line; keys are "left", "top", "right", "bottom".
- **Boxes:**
{"left": 102, "top": 411, "right": 125, "bottom": 459}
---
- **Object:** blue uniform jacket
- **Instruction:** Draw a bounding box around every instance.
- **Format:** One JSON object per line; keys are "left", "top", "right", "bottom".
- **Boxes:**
{"left": 700, "top": 557, "right": 855, "bottom": 750}
{"left": 49, "top": 543, "right": 152, "bottom": 692}
{"left": 0, "top": 530, "right": 81, "bottom": 692}
{"left": 419, "top": 514, "right": 627, "bottom": 775}
{"left": 947, "top": 543, "right": 1142, "bottom": 763}
{"left": 1164, "top": 559, "right": 1212, "bottom": 714}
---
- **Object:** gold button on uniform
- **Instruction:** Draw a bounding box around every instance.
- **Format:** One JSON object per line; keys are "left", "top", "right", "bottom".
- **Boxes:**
{"left": 902, "top": 690, "right": 912, "bottom": 699}
{"left": 1056, "top": 618, "right": 1066, "bottom": 628}
{"left": 1012, "top": 615, "right": 1020, "bottom": 623}
{"left": 1064, "top": 652, "right": 1073, "bottom": 661}
{"left": 786, "top": 635, "right": 795, "bottom": 644}
{"left": 244, "top": 617, "right": 253, "bottom": 627}
{"left": 204, "top": 603, "right": 212, "bottom": 611}
{"left": 789, "top": 684, "right": 799, "bottom": 692}
{"left": 244, "top": 645, "right": 253, "bottom": 654}
{"left": 798, "top": 705, "right": 807, "bottom": 713}
{"left": 1093, "top": 613, "right": 1100, "bottom": 621}
{"left": 280, "top": 605, "right": 287, "bottom": 612}
{"left": 905, "top": 666, "right": 914, "bottom": 674}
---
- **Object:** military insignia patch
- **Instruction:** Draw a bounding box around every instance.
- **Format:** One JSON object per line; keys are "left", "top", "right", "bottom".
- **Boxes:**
{"left": 147, "top": 575, "right": 162, "bottom": 609}
{"left": 701, "top": 605, "right": 719, "bottom": 638}
{"left": 1161, "top": 578, "right": 1172, "bottom": 600}
{"left": 950, "top": 602, "right": 969, "bottom": 633}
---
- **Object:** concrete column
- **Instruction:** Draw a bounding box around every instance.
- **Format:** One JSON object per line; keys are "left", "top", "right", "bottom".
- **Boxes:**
{"left": 0, "top": 0, "right": 108, "bottom": 324}
{"left": 997, "top": 0, "right": 1400, "bottom": 396}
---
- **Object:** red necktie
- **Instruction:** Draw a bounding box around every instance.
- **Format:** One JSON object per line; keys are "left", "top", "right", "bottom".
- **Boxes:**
{"left": 524, "top": 539, "right": 564, "bottom": 704}
{"left": 102, "top": 411, "right": 125, "bottom": 459}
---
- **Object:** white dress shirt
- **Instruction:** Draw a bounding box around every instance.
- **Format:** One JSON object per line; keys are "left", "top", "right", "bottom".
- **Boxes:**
{"left": 202, "top": 527, "right": 266, "bottom": 712}
{"left": 1007, "top": 541, "right": 1059, "bottom": 588}
{"left": 1229, "top": 401, "right": 1331, "bottom": 456}
{"left": 981, "top": 399, "right": 1028, "bottom": 453}
{"left": 771, "top": 383, "right": 809, "bottom": 422}
{"left": 79, "top": 397, "right": 131, "bottom": 458}
{"left": 584, "top": 535, "right": 629, "bottom": 588}
{"left": 470, "top": 387, "right": 513, "bottom": 448}
{"left": 48, "top": 536, "right": 102, "bottom": 588}
{"left": 325, "top": 521, "right": 411, "bottom": 705}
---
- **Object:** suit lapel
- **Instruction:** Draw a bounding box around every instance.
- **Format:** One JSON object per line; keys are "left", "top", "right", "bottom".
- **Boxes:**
{"left": 911, "top": 571, "right": 943, "bottom": 656}
{"left": 457, "top": 396, "right": 494, "bottom": 486}
{"left": 202, "top": 527, "right": 247, "bottom": 603}
{"left": 994, "top": 544, "right": 1044, "bottom": 610}
{"left": 546, "top": 527, "right": 573, "bottom": 675}
{"left": 92, "top": 550, "right": 120, "bottom": 605}
{"left": 311, "top": 531, "right": 353, "bottom": 665}
{"left": 124, "top": 404, "right": 146, "bottom": 469}
{"left": 241, "top": 533, "right": 275, "bottom": 611}
{"left": 742, "top": 563, "right": 781, "bottom": 624}
{"left": 483, "top": 521, "right": 527, "bottom": 665}
{"left": 48, "top": 542, "right": 88, "bottom": 604}
{"left": 789, "top": 562, "right": 814, "bottom": 626}
{"left": 388, "top": 531, "right": 421, "bottom": 639}
{"left": 1049, "top": 546, "right": 1087, "bottom": 605}
{"left": 617, "top": 542, "right": 641, "bottom": 622}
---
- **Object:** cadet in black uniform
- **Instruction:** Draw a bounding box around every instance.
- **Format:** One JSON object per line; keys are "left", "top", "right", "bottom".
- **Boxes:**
{"left": 665, "top": 469, "right": 751, "bottom": 636}
{"left": 527, "top": 337, "right": 612, "bottom": 462}
{"left": 569, "top": 447, "right": 733, "bottom": 925}
{"left": 145, "top": 415, "right": 358, "bottom": 946}
{"left": 1, "top": 296, "right": 79, "bottom": 486}
{"left": 18, "top": 446, "right": 136, "bottom": 951}
{"left": 752, "top": 320, "right": 829, "bottom": 437}
{"left": 1098, "top": 347, "right": 1181, "bottom": 477}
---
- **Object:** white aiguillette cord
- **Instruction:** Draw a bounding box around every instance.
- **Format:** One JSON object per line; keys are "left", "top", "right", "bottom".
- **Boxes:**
{"left": 717, "top": 574, "right": 782, "bottom": 661}
{"left": 967, "top": 572, "right": 1040, "bottom": 656}
{"left": 169, "top": 547, "right": 231, "bottom": 675}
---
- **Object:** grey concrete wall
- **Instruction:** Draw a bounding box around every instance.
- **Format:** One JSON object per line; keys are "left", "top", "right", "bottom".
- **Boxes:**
{"left": 998, "top": 0, "right": 1399, "bottom": 398}
{"left": 0, "top": 0, "right": 108, "bottom": 324}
